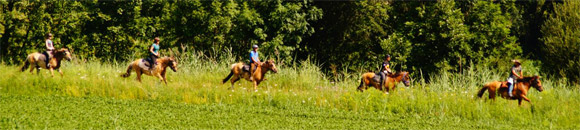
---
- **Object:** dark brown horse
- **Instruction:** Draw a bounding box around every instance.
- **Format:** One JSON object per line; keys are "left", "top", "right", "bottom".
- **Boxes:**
{"left": 120, "top": 56, "right": 178, "bottom": 85}
{"left": 20, "top": 48, "right": 72, "bottom": 77}
{"left": 358, "top": 71, "right": 411, "bottom": 93}
{"left": 477, "top": 76, "right": 544, "bottom": 105}
{"left": 222, "top": 60, "right": 278, "bottom": 90}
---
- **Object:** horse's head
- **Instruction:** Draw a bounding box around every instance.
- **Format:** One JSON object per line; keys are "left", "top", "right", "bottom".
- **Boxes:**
{"left": 401, "top": 71, "right": 411, "bottom": 87}
{"left": 262, "top": 60, "right": 278, "bottom": 73}
{"left": 168, "top": 56, "right": 178, "bottom": 72}
{"left": 531, "top": 75, "right": 543, "bottom": 92}
{"left": 58, "top": 48, "right": 72, "bottom": 61}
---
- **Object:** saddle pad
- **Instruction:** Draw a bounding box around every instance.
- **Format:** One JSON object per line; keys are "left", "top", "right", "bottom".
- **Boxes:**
{"left": 372, "top": 73, "right": 382, "bottom": 83}
{"left": 242, "top": 64, "right": 251, "bottom": 72}
{"left": 138, "top": 59, "right": 151, "bottom": 70}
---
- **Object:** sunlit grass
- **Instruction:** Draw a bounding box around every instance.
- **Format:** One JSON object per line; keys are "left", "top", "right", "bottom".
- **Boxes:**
{"left": 0, "top": 55, "right": 579, "bottom": 129}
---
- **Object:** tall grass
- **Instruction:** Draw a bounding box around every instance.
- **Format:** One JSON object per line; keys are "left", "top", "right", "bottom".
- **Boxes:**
{"left": 1, "top": 53, "right": 579, "bottom": 129}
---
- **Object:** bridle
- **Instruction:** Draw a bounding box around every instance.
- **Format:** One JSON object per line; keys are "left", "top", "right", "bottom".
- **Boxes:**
{"left": 402, "top": 72, "right": 410, "bottom": 85}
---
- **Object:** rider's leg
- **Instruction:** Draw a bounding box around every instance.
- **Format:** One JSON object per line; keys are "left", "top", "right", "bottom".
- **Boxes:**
{"left": 45, "top": 51, "right": 52, "bottom": 68}
{"left": 149, "top": 54, "right": 157, "bottom": 69}
{"left": 508, "top": 78, "right": 514, "bottom": 97}
{"left": 379, "top": 72, "right": 386, "bottom": 88}
{"left": 250, "top": 63, "right": 255, "bottom": 81}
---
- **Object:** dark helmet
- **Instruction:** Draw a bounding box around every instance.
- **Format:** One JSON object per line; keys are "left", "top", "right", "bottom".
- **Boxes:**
{"left": 252, "top": 45, "right": 259, "bottom": 49}
{"left": 386, "top": 54, "right": 391, "bottom": 58}
{"left": 46, "top": 33, "right": 53, "bottom": 38}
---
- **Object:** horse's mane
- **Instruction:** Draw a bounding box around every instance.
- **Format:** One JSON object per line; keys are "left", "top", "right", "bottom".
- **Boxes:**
{"left": 390, "top": 71, "right": 407, "bottom": 77}
{"left": 56, "top": 48, "right": 69, "bottom": 52}
{"left": 516, "top": 76, "right": 538, "bottom": 82}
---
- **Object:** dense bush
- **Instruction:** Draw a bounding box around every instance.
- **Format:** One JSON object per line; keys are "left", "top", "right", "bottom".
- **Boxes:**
{"left": 0, "top": 0, "right": 577, "bottom": 83}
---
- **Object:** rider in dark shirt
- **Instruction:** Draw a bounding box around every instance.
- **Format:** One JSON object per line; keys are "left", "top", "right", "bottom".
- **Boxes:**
{"left": 379, "top": 55, "right": 392, "bottom": 88}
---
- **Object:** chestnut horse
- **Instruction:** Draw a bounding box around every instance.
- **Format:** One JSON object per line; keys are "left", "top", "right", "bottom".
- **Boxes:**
{"left": 120, "top": 56, "right": 178, "bottom": 85}
{"left": 222, "top": 60, "right": 278, "bottom": 90}
{"left": 20, "top": 48, "right": 72, "bottom": 77}
{"left": 477, "top": 76, "right": 543, "bottom": 105}
{"left": 357, "top": 71, "right": 411, "bottom": 93}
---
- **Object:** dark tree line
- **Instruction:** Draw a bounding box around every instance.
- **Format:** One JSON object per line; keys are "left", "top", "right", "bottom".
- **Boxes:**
{"left": 0, "top": 0, "right": 578, "bottom": 83}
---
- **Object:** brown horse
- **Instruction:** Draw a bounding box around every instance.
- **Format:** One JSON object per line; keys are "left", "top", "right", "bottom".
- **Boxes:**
{"left": 222, "top": 60, "right": 278, "bottom": 90}
{"left": 120, "top": 56, "right": 178, "bottom": 85}
{"left": 477, "top": 76, "right": 543, "bottom": 105}
{"left": 357, "top": 71, "right": 411, "bottom": 93}
{"left": 20, "top": 48, "right": 72, "bottom": 77}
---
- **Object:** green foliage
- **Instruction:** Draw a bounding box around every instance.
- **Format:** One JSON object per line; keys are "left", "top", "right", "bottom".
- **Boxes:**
{"left": 0, "top": 1, "right": 578, "bottom": 83}
{"left": 541, "top": 1, "right": 580, "bottom": 83}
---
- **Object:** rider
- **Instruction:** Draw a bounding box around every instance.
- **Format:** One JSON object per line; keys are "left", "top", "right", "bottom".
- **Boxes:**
{"left": 45, "top": 33, "right": 55, "bottom": 68}
{"left": 249, "top": 45, "right": 261, "bottom": 81}
{"left": 148, "top": 37, "right": 161, "bottom": 71}
{"left": 379, "top": 54, "right": 392, "bottom": 88}
{"left": 507, "top": 59, "right": 523, "bottom": 97}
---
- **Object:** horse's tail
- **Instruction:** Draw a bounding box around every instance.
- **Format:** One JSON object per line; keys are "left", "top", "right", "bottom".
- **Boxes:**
{"left": 120, "top": 64, "right": 133, "bottom": 78}
{"left": 477, "top": 83, "right": 489, "bottom": 98}
{"left": 20, "top": 59, "right": 30, "bottom": 72}
{"left": 357, "top": 79, "right": 365, "bottom": 92}
{"left": 223, "top": 71, "right": 234, "bottom": 84}
{"left": 357, "top": 73, "right": 370, "bottom": 92}
{"left": 223, "top": 64, "right": 238, "bottom": 84}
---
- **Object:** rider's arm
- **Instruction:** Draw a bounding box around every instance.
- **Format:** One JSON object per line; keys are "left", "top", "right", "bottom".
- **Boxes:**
{"left": 149, "top": 45, "right": 158, "bottom": 56}
{"left": 251, "top": 56, "right": 260, "bottom": 64}
{"left": 512, "top": 69, "right": 520, "bottom": 78}
{"left": 251, "top": 52, "right": 260, "bottom": 64}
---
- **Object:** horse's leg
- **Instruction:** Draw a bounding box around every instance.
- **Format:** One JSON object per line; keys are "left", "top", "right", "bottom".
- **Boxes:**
{"left": 521, "top": 95, "right": 531, "bottom": 105}
{"left": 230, "top": 75, "right": 239, "bottom": 90}
{"left": 29, "top": 65, "right": 35, "bottom": 73}
{"left": 253, "top": 81, "right": 259, "bottom": 91}
{"left": 162, "top": 73, "right": 168, "bottom": 85}
{"left": 157, "top": 73, "right": 166, "bottom": 85}
{"left": 49, "top": 68, "right": 55, "bottom": 77}
{"left": 36, "top": 67, "right": 41, "bottom": 75}
{"left": 136, "top": 70, "right": 143, "bottom": 82}
{"left": 518, "top": 99, "right": 523, "bottom": 106}
{"left": 58, "top": 69, "right": 64, "bottom": 77}
{"left": 489, "top": 89, "right": 496, "bottom": 100}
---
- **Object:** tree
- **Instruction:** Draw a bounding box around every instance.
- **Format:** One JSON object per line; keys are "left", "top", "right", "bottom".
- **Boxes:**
{"left": 541, "top": 1, "right": 580, "bottom": 83}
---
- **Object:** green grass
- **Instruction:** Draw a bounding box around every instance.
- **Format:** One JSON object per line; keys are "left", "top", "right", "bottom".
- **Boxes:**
{"left": 1, "top": 57, "right": 579, "bottom": 129}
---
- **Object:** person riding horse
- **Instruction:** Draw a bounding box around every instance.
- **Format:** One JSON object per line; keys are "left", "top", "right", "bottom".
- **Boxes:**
{"left": 379, "top": 54, "right": 392, "bottom": 89}
{"left": 249, "top": 45, "right": 261, "bottom": 82}
{"left": 508, "top": 59, "right": 523, "bottom": 97}
{"left": 147, "top": 37, "right": 161, "bottom": 73}
{"left": 44, "top": 33, "right": 55, "bottom": 68}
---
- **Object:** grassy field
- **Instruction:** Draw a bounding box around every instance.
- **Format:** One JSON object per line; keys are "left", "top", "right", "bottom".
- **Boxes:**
{"left": 1, "top": 57, "right": 579, "bottom": 129}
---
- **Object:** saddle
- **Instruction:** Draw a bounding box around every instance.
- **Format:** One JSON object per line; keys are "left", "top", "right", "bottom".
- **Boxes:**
{"left": 372, "top": 72, "right": 384, "bottom": 83}
{"left": 243, "top": 63, "right": 264, "bottom": 72}
{"left": 41, "top": 51, "right": 51, "bottom": 66}
{"left": 499, "top": 81, "right": 510, "bottom": 88}
{"left": 139, "top": 59, "right": 157, "bottom": 70}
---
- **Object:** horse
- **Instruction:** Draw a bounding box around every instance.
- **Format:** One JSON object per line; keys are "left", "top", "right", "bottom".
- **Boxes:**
{"left": 20, "top": 48, "right": 72, "bottom": 77}
{"left": 477, "top": 76, "right": 543, "bottom": 106}
{"left": 357, "top": 71, "right": 411, "bottom": 93}
{"left": 120, "top": 56, "right": 178, "bottom": 85}
{"left": 222, "top": 60, "right": 278, "bottom": 91}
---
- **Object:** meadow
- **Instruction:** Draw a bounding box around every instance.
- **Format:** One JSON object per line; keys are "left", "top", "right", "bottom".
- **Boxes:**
{"left": 1, "top": 54, "right": 579, "bottom": 129}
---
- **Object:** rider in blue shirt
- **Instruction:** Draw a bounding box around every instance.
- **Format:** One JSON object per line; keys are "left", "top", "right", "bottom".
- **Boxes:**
{"left": 148, "top": 37, "right": 160, "bottom": 70}
{"left": 249, "top": 45, "right": 261, "bottom": 81}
